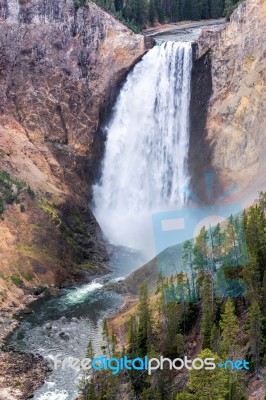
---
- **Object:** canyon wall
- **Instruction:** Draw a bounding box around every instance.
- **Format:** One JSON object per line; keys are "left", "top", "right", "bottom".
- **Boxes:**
{"left": 198, "top": 0, "right": 266, "bottom": 202}
{"left": 0, "top": 0, "right": 150, "bottom": 306}
{"left": 1, "top": 0, "right": 265, "bottom": 308}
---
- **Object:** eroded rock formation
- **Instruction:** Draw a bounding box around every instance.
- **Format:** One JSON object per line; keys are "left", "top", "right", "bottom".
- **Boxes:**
{"left": 0, "top": 0, "right": 150, "bottom": 305}
{"left": 202, "top": 0, "right": 266, "bottom": 201}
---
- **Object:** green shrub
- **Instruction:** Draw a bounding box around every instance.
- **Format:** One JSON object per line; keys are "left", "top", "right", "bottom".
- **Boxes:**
{"left": 38, "top": 198, "right": 61, "bottom": 226}
{"left": 5, "top": 192, "right": 16, "bottom": 204}
{"left": 21, "top": 272, "right": 33, "bottom": 281}
{"left": 124, "top": 20, "right": 141, "bottom": 33}
{"left": 10, "top": 274, "right": 23, "bottom": 286}
{"left": 27, "top": 186, "right": 35, "bottom": 198}
{"left": 72, "top": 211, "right": 87, "bottom": 235}
{"left": 0, "top": 170, "right": 35, "bottom": 215}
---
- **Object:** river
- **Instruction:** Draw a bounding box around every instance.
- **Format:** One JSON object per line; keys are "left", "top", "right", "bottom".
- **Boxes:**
{"left": 7, "top": 248, "right": 145, "bottom": 400}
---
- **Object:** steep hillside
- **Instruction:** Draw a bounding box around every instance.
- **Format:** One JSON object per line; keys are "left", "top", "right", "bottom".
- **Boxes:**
{"left": 100, "top": 194, "right": 266, "bottom": 400}
{"left": 0, "top": 0, "right": 151, "bottom": 306}
{"left": 114, "top": 243, "right": 184, "bottom": 295}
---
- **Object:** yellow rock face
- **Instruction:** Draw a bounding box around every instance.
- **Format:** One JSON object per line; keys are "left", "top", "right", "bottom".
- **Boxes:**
{"left": 206, "top": 0, "right": 266, "bottom": 203}
{"left": 0, "top": 1, "right": 150, "bottom": 306}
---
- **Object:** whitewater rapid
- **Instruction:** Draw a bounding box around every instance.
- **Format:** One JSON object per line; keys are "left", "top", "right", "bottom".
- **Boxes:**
{"left": 93, "top": 41, "right": 192, "bottom": 257}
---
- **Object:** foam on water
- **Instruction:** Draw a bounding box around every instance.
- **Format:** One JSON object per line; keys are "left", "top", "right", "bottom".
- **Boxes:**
{"left": 63, "top": 281, "right": 104, "bottom": 305}
{"left": 37, "top": 390, "right": 68, "bottom": 400}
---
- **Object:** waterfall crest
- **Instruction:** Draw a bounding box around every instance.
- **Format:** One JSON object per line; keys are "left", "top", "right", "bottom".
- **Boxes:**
{"left": 93, "top": 41, "right": 192, "bottom": 256}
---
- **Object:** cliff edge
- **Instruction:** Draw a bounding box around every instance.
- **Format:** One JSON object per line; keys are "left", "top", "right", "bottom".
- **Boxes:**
{"left": 0, "top": 0, "right": 150, "bottom": 306}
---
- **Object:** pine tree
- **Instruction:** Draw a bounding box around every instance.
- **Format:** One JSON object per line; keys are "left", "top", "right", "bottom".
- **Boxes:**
{"left": 81, "top": 341, "right": 97, "bottom": 400}
{"left": 128, "top": 315, "right": 138, "bottom": 354}
{"left": 201, "top": 0, "right": 210, "bottom": 18}
{"left": 261, "top": 270, "right": 266, "bottom": 315}
{"left": 219, "top": 299, "right": 240, "bottom": 358}
{"left": 144, "top": 344, "right": 173, "bottom": 400}
{"left": 241, "top": 252, "right": 260, "bottom": 302}
{"left": 219, "top": 300, "right": 246, "bottom": 400}
{"left": 165, "top": 301, "right": 181, "bottom": 356}
{"left": 212, "top": 223, "right": 224, "bottom": 268}
{"left": 189, "top": 0, "right": 203, "bottom": 20}
{"left": 137, "top": 282, "right": 152, "bottom": 356}
{"left": 234, "top": 215, "right": 248, "bottom": 265}
{"left": 226, "top": 373, "right": 247, "bottom": 400}
{"left": 241, "top": 200, "right": 266, "bottom": 302}
{"left": 93, "top": 0, "right": 225, "bottom": 31}
{"left": 193, "top": 227, "right": 209, "bottom": 272}
{"left": 186, "top": 349, "right": 228, "bottom": 399}
{"left": 176, "top": 390, "right": 195, "bottom": 399}
{"left": 155, "top": 0, "right": 165, "bottom": 23}
{"left": 245, "top": 204, "right": 266, "bottom": 281}
{"left": 85, "top": 380, "right": 97, "bottom": 400}
{"left": 247, "top": 301, "right": 263, "bottom": 377}
{"left": 223, "top": 0, "right": 234, "bottom": 19}
{"left": 224, "top": 215, "right": 238, "bottom": 267}
{"left": 171, "top": 0, "right": 180, "bottom": 21}
{"left": 176, "top": 271, "right": 190, "bottom": 303}
{"left": 259, "top": 191, "right": 266, "bottom": 219}
{"left": 201, "top": 274, "right": 214, "bottom": 348}
{"left": 149, "top": 0, "right": 157, "bottom": 25}
{"left": 102, "top": 318, "right": 111, "bottom": 356}
{"left": 210, "top": 323, "right": 221, "bottom": 354}
{"left": 134, "top": 0, "right": 148, "bottom": 26}
{"left": 183, "top": 240, "right": 196, "bottom": 300}
{"left": 209, "top": 0, "right": 224, "bottom": 18}
{"left": 178, "top": 0, "right": 185, "bottom": 19}
{"left": 157, "top": 274, "right": 183, "bottom": 356}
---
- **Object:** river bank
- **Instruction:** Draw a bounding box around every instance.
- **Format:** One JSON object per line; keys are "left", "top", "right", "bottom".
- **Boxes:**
{"left": 142, "top": 18, "right": 226, "bottom": 36}
{"left": 0, "top": 266, "right": 112, "bottom": 400}
{"left": 0, "top": 291, "right": 52, "bottom": 400}
{"left": 0, "top": 246, "right": 144, "bottom": 400}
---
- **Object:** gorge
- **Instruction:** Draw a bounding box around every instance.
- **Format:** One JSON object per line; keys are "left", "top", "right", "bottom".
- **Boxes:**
{"left": 4, "top": 30, "right": 197, "bottom": 400}
{"left": 0, "top": 0, "right": 266, "bottom": 399}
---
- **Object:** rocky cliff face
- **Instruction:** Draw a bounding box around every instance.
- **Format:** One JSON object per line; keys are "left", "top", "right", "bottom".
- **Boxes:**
{"left": 0, "top": 0, "right": 149, "bottom": 192}
{"left": 198, "top": 0, "right": 266, "bottom": 202}
{"left": 0, "top": 0, "right": 150, "bottom": 305}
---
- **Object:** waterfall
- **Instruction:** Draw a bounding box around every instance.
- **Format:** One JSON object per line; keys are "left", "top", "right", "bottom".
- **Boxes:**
{"left": 93, "top": 41, "right": 192, "bottom": 257}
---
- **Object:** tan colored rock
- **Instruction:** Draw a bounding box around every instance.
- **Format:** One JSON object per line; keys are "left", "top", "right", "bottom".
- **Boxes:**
{"left": 0, "top": 1, "right": 150, "bottom": 196}
{"left": 0, "top": 0, "right": 151, "bottom": 304}
{"left": 204, "top": 0, "right": 266, "bottom": 201}
{"left": 0, "top": 1, "right": 147, "bottom": 154}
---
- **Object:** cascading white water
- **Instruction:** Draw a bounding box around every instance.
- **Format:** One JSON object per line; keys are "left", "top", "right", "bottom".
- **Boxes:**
{"left": 93, "top": 41, "right": 192, "bottom": 257}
